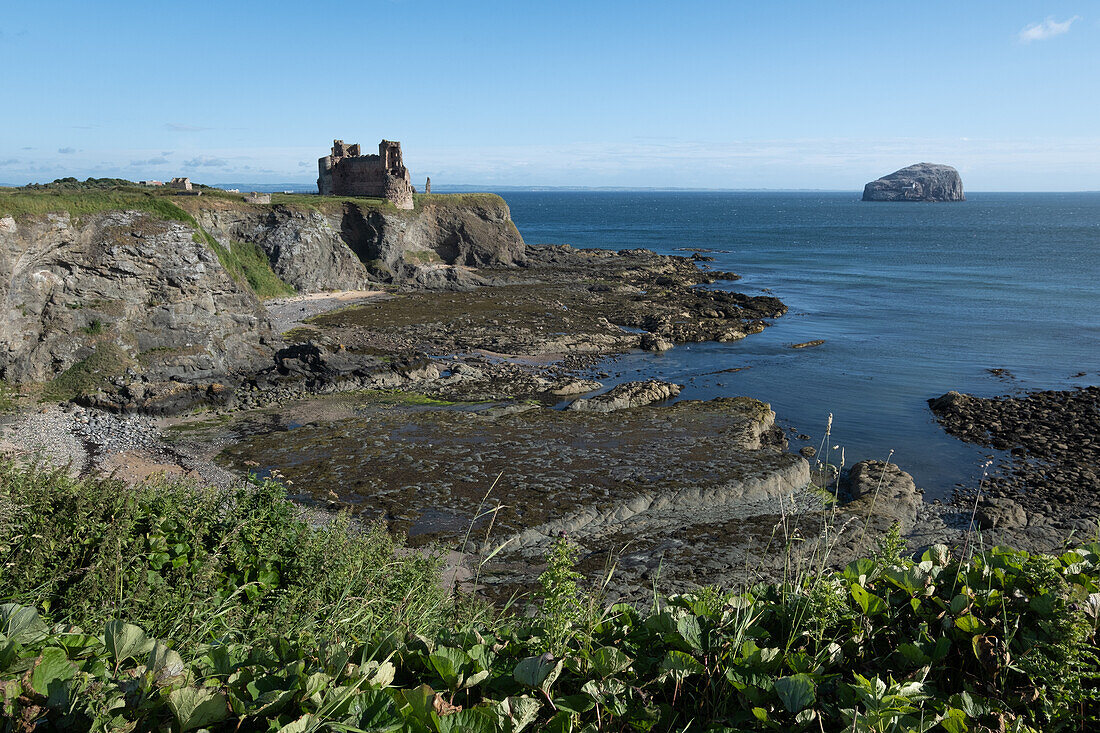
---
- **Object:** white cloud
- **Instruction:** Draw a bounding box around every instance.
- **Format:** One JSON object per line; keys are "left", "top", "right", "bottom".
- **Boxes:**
{"left": 183, "top": 156, "right": 228, "bottom": 168}
{"left": 1018, "top": 16, "right": 1080, "bottom": 43}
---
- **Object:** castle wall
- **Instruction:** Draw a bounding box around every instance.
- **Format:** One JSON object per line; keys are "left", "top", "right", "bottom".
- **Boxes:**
{"left": 317, "top": 139, "right": 414, "bottom": 209}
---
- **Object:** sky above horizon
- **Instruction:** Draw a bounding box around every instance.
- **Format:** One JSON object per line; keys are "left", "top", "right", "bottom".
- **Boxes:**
{"left": 1, "top": 1, "right": 1097, "bottom": 191}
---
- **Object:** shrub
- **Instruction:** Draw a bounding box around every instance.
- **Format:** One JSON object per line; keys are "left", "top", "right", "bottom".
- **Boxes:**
{"left": 0, "top": 459, "right": 448, "bottom": 650}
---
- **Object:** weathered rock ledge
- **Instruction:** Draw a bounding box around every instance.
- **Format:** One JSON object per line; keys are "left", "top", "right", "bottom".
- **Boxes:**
{"left": 862, "top": 163, "right": 965, "bottom": 202}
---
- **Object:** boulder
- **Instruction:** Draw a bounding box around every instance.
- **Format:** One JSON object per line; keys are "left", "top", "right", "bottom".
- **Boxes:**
{"left": 841, "top": 459, "right": 922, "bottom": 531}
{"left": 566, "top": 380, "right": 682, "bottom": 413}
{"left": 862, "top": 163, "right": 965, "bottom": 202}
{"left": 974, "top": 497, "right": 1028, "bottom": 530}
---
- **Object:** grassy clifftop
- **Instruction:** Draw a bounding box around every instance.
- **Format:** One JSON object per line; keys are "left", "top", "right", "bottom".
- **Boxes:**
{"left": 0, "top": 179, "right": 510, "bottom": 222}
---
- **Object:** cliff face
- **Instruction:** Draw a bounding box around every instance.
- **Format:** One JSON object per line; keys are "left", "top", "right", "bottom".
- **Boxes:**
{"left": 191, "top": 194, "right": 526, "bottom": 292}
{"left": 862, "top": 163, "right": 965, "bottom": 202}
{"left": 0, "top": 192, "right": 527, "bottom": 407}
{"left": 0, "top": 211, "right": 275, "bottom": 391}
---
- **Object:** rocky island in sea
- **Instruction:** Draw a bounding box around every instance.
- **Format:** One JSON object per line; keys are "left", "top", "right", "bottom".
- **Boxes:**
{"left": 862, "top": 162, "right": 965, "bottom": 201}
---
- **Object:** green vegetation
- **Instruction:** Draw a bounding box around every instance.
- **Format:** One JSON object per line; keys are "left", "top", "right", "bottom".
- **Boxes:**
{"left": 283, "top": 326, "right": 325, "bottom": 344}
{"left": 196, "top": 231, "right": 296, "bottom": 299}
{"left": 79, "top": 318, "right": 107, "bottom": 336}
{"left": 358, "top": 389, "right": 459, "bottom": 407}
{"left": 0, "top": 381, "right": 17, "bottom": 414}
{"left": 412, "top": 193, "right": 507, "bottom": 211}
{"left": 0, "top": 184, "right": 198, "bottom": 222}
{"left": 41, "top": 342, "right": 135, "bottom": 402}
{"left": 3, "top": 458, "right": 1100, "bottom": 730}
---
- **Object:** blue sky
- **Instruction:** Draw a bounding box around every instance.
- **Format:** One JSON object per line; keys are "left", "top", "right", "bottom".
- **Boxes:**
{"left": 1, "top": 1, "right": 1096, "bottom": 190}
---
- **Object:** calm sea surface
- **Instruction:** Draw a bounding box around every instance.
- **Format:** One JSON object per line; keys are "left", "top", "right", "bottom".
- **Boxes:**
{"left": 495, "top": 191, "right": 1100, "bottom": 499}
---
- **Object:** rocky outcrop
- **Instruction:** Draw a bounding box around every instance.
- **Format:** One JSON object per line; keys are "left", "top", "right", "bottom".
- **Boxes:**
{"left": 0, "top": 210, "right": 275, "bottom": 394}
{"left": 975, "top": 497, "right": 1028, "bottom": 530}
{"left": 191, "top": 194, "right": 525, "bottom": 293}
{"left": 862, "top": 163, "right": 965, "bottom": 202}
{"left": 840, "top": 459, "right": 922, "bottom": 531}
{"left": 566, "top": 380, "right": 682, "bottom": 413}
{"left": 929, "top": 386, "right": 1100, "bottom": 520}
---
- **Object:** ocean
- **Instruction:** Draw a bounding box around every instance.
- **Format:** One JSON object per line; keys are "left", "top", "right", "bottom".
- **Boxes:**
{"left": 496, "top": 191, "right": 1100, "bottom": 499}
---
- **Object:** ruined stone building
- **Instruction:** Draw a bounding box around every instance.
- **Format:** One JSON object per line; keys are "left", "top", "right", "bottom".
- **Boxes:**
{"left": 317, "top": 139, "right": 414, "bottom": 209}
{"left": 168, "top": 177, "right": 192, "bottom": 191}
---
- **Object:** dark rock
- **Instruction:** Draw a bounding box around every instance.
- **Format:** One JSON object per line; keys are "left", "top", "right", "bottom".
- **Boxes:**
{"left": 862, "top": 163, "right": 965, "bottom": 202}
{"left": 975, "top": 497, "right": 1028, "bottom": 530}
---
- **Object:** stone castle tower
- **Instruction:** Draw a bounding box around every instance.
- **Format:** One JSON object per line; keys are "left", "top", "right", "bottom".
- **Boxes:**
{"left": 317, "top": 139, "right": 414, "bottom": 209}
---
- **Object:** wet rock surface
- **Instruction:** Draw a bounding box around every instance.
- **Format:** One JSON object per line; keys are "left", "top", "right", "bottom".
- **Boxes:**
{"left": 161, "top": 392, "right": 822, "bottom": 599}
{"left": 566, "top": 380, "right": 681, "bottom": 412}
{"left": 929, "top": 386, "right": 1100, "bottom": 533}
{"left": 291, "top": 245, "right": 785, "bottom": 402}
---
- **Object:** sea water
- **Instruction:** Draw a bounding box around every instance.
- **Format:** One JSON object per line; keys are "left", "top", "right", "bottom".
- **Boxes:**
{"left": 498, "top": 191, "right": 1100, "bottom": 499}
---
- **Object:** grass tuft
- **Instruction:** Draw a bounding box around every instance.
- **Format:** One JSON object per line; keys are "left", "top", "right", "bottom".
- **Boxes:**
{"left": 40, "top": 342, "right": 135, "bottom": 402}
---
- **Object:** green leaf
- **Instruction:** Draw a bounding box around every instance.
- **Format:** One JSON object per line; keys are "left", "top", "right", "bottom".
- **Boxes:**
{"left": 0, "top": 604, "right": 47, "bottom": 645}
{"left": 351, "top": 688, "right": 403, "bottom": 731}
{"left": 774, "top": 673, "right": 816, "bottom": 714}
{"left": 497, "top": 696, "right": 542, "bottom": 733}
{"left": 0, "top": 639, "right": 15, "bottom": 672}
{"left": 278, "top": 714, "right": 318, "bottom": 733}
{"left": 554, "top": 694, "right": 595, "bottom": 714}
{"left": 368, "top": 660, "right": 396, "bottom": 689}
{"left": 675, "top": 615, "right": 705, "bottom": 652}
{"left": 30, "top": 647, "right": 76, "bottom": 697}
{"left": 146, "top": 640, "right": 185, "bottom": 679}
{"left": 104, "top": 619, "right": 153, "bottom": 667}
{"left": 429, "top": 646, "right": 471, "bottom": 690}
{"left": 398, "top": 683, "right": 437, "bottom": 722}
{"left": 953, "top": 615, "right": 986, "bottom": 634}
{"left": 941, "top": 708, "right": 969, "bottom": 733}
{"left": 897, "top": 643, "right": 930, "bottom": 667}
{"left": 168, "top": 687, "right": 229, "bottom": 731}
{"left": 433, "top": 707, "right": 497, "bottom": 733}
{"left": 850, "top": 584, "right": 887, "bottom": 616}
{"left": 514, "top": 654, "right": 563, "bottom": 695}
{"left": 659, "top": 650, "right": 705, "bottom": 682}
{"left": 843, "top": 558, "right": 878, "bottom": 584}
{"left": 590, "top": 646, "right": 632, "bottom": 679}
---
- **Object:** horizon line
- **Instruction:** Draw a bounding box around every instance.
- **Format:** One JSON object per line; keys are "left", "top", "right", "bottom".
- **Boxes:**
{"left": 2, "top": 182, "right": 1099, "bottom": 195}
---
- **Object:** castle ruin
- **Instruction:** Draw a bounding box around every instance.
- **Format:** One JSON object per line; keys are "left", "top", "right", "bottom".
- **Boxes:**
{"left": 317, "top": 139, "right": 414, "bottom": 209}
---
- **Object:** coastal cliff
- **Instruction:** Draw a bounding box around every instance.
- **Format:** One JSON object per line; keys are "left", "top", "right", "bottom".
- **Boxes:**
{"left": 0, "top": 188, "right": 527, "bottom": 408}
{"left": 188, "top": 193, "right": 525, "bottom": 292}
{"left": 0, "top": 210, "right": 275, "bottom": 399}
{"left": 862, "top": 163, "right": 965, "bottom": 202}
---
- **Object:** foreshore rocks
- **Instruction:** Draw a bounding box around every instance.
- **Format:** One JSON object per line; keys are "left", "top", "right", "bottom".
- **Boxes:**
{"left": 929, "top": 385, "right": 1100, "bottom": 525}
{"left": 862, "top": 163, "right": 965, "bottom": 202}
{"left": 566, "top": 380, "right": 682, "bottom": 412}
